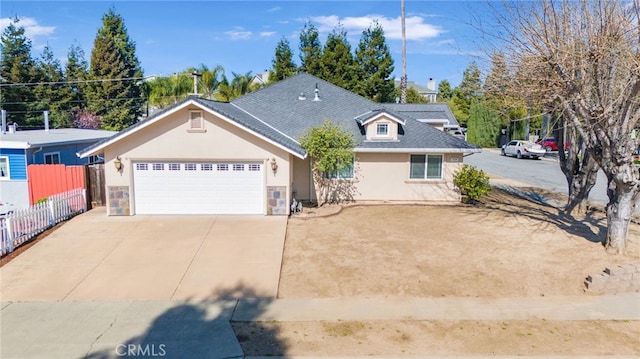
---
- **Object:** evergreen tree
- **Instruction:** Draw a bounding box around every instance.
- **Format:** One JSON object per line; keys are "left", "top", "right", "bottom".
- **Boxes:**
{"left": 320, "top": 26, "right": 355, "bottom": 90}
{"left": 353, "top": 21, "right": 395, "bottom": 102}
{"left": 32, "top": 45, "right": 71, "bottom": 128}
{"left": 450, "top": 62, "right": 483, "bottom": 127}
{"left": 466, "top": 101, "right": 502, "bottom": 148}
{"left": 87, "top": 9, "right": 143, "bottom": 130}
{"left": 0, "top": 19, "right": 37, "bottom": 127}
{"left": 437, "top": 80, "right": 453, "bottom": 101}
{"left": 269, "top": 37, "right": 297, "bottom": 83}
{"left": 65, "top": 42, "right": 90, "bottom": 125}
{"left": 298, "top": 22, "right": 323, "bottom": 77}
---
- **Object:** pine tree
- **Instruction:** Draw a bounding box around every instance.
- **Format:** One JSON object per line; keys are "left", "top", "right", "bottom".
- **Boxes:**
{"left": 353, "top": 21, "right": 395, "bottom": 102}
{"left": 32, "top": 45, "right": 71, "bottom": 128}
{"left": 269, "top": 37, "right": 297, "bottom": 83}
{"left": 298, "top": 22, "right": 323, "bottom": 77}
{"left": 437, "top": 80, "right": 453, "bottom": 101}
{"left": 0, "top": 19, "right": 37, "bottom": 127}
{"left": 86, "top": 8, "right": 143, "bottom": 130}
{"left": 320, "top": 26, "right": 355, "bottom": 91}
{"left": 65, "top": 43, "right": 90, "bottom": 126}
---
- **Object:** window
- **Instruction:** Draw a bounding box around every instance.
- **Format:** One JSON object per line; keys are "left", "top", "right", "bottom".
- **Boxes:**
{"left": 217, "top": 164, "right": 229, "bottom": 171}
{"left": 233, "top": 164, "right": 244, "bottom": 171}
{"left": 189, "top": 111, "right": 204, "bottom": 131}
{"left": 376, "top": 123, "right": 389, "bottom": 136}
{"left": 136, "top": 163, "right": 149, "bottom": 171}
{"left": 201, "top": 163, "right": 213, "bottom": 171}
{"left": 248, "top": 164, "right": 261, "bottom": 171}
{"left": 88, "top": 155, "right": 103, "bottom": 164}
{"left": 0, "top": 156, "right": 9, "bottom": 179}
{"left": 185, "top": 163, "right": 197, "bottom": 171}
{"left": 44, "top": 152, "right": 60, "bottom": 164}
{"left": 168, "top": 163, "right": 180, "bottom": 171}
{"left": 326, "top": 157, "right": 354, "bottom": 179}
{"left": 152, "top": 163, "right": 164, "bottom": 171}
{"left": 410, "top": 154, "right": 443, "bottom": 180}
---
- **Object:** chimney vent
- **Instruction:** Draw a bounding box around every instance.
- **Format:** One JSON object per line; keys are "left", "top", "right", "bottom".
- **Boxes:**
{"left": 313, "top": 83, "right": 321, "bottom": 101}
{"left": 44, "top": 111, "right": 49, "bottom": 131}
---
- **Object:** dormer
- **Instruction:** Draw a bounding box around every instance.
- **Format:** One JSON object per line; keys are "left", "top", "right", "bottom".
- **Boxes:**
{"left": 356, "top": 110, "right": 406, "bottom": 141}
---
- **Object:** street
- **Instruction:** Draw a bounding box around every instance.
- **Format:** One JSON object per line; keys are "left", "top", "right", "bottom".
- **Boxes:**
{"left": 464, "top": 148, "right": 611, "bottom": 208}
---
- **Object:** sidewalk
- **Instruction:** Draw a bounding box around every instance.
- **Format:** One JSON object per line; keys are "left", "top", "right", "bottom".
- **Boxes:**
{"left": 2, "top": 293, "right": 639, "bottom": 359}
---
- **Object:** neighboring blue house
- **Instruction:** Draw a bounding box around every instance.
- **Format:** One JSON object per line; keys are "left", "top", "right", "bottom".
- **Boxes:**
{"left": 0, "top": 125, "right": 116, "bottom": 213}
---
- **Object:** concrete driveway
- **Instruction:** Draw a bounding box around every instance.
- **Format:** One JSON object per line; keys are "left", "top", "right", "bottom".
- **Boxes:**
{"left": 0, "top": 208, "right": 288, "bottom": 301}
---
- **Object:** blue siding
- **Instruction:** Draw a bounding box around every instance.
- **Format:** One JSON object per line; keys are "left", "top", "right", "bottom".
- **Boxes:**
{"left": 26, "top": 142, "right": 96, "bottom": 165}
{"left": 0, "top": 148, "right": 28, "bottom": 180}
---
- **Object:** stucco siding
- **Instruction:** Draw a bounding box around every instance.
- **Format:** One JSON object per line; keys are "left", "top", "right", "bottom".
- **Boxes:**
{"left": 0, "top": 181, "right": 29, "bottom": 211}
{"left": 354, "top": 152, "right": 462, "bottom": 202}
{"left": 101, "top": 107, "right": 292, "bottom": 215}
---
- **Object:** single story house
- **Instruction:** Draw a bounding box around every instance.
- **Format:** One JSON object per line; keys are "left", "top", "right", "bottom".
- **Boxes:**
{"left": 0, "top": 126, "right": 116, "bottom": 212}
{"left": 78, "top": 73, "right": 480, "bottom": 216}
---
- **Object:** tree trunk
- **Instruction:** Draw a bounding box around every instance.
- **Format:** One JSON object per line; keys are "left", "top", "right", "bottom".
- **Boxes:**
{"left": 603, "top": 166, "right": 640, "bottom": 254}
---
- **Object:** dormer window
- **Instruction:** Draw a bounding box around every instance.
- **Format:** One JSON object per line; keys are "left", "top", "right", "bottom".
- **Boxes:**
{"left": 188, "top": 110, "right": 206, "bottom": 133}
{"left": 376, "top": 123, "right": 389, "bottom": 136}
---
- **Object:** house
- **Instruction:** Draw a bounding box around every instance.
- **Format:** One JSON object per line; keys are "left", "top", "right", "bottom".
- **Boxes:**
{"left": 383, "top": 103, "right": 460, "bottom": 131}
{"left": 78, "top": 73, "right": 480, "bottom": 216}
{"left": 0, "top": 124, "right": 116, "bottom": 211}
{"left": 394, "top": 77, "right": 439, "bottom": 102}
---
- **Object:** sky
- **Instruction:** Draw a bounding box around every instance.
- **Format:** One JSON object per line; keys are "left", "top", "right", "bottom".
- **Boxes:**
{"left": 1, "top": 0, "right": 492, "bottom": 89}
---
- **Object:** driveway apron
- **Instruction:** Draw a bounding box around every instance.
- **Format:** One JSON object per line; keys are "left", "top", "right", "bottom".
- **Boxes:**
{"left": 0, "top": 208, "right": 288, "bottom": 301}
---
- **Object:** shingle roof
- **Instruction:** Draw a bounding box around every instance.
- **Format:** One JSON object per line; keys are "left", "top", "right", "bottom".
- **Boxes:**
{"left": 383, "top": 103, "right": 460, "bottom": 126}
{"left": 78, "top": 73, "right": 478, "bottom": 158}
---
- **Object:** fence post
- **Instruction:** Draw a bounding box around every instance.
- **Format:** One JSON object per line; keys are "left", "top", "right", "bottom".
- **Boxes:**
{"left": 82, "top": 188, "right": 87, "bottom": 212}
{"left": 6, "top": 217, "right": 14, "bottom": 253}
{"left": 48, "top": 198, "right": 55, "bottom": 226}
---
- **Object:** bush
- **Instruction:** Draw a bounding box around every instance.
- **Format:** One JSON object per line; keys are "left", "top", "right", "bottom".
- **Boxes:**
{"left": 453, "top": 164, "right": 491, "bottom": 203}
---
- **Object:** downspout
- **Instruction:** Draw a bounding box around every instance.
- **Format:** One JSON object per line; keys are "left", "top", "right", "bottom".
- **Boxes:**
{"left": 31, "top": 146, "right": 43, "bottom": 164}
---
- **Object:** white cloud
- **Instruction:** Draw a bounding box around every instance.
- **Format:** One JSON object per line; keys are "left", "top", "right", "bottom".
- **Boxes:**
{"left": 0, "top": 16, "right": 56, "bottom": 41}
{"left": 225, "top": 27, "right": 252, "bottom": 40}
{"left": 259, "top": 31, "right": 277, "bottom": 38}
{"left": 307, "top": 14, "right": 443, "bottom": 41}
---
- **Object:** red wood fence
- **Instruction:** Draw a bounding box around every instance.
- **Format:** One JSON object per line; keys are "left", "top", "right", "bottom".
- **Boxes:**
{"left": 27, "top": 164, "right": 86, "bottom": 205}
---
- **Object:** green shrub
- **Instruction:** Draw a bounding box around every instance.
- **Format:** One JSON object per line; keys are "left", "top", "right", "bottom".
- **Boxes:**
{"left": 453, "top": 164, "right": 491, "bottom": 203}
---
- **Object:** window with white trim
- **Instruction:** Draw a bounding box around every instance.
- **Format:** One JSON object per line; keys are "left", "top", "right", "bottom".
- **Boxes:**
{"left": 136, "top": 163, "right": 149, "bottom": 171}
{"left": 326, "top": 157, "right": 354, "bottom": 179}
{"left": 201, "top": 163, "right": 213, "bottom": 171}
{"left": 44, "top": 152, "right": 60, "bottom": 164}
{"left": 410, "top": 154, "right": 443, "bottom": 179}
{"left": 376, "top": 123, "right": 389, "bottom": 136}
{"left": 185, "top": 163, "right": 197, "bottom": 171}
{"left": 217, "top": 164, "right": 229, "bottom": 171}
{"left": 152, "top": 163, "right": 164, "bottom": 171}
{"left": 248, "top": 164, "right": 261, "bottom": 171}
{"left": 168, "top": 163, "right": 180, "bottom": 171}
{"left": 189, "top": 111, "right": 204, "bottom": 130}
{"left": 233, "top": 164, "right": 244, "bottom": 171}
{"left": 0, "top": 156, "right": 9, "bottom": 179}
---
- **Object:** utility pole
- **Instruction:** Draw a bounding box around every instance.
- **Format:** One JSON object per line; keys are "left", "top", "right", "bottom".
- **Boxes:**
{"left": 400, "top": 0, "right": 407, "bottom": 103}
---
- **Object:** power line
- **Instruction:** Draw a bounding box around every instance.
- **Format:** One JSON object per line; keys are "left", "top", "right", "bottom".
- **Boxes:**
{"left": 0, "top": 76, "right": 148, "bottom": 87}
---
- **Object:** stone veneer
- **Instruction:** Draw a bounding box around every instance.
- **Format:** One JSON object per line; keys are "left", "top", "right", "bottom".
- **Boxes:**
{"left": 108, "top": 186, "right": 130, "bottom": 216}
{"left": 266, "top": 186, "right": 287, "bottom": 215}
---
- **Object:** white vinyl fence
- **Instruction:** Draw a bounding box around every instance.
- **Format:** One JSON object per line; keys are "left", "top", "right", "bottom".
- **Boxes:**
{"left": 1, "top": 188, "right": 86, "bottom": 256}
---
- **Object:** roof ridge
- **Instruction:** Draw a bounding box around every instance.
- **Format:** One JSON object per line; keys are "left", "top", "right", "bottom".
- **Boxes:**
{"left": 228, "top": 102, "right": 301, "bottom": 145}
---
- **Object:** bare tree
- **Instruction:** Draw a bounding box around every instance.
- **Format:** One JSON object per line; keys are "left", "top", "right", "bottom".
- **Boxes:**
{"left": 487, "top": 0, "right": 640, "bottom": 254}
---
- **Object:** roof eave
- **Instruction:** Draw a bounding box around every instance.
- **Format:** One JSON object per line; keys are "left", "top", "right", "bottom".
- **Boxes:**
{"left": 354, "top": 147, "right": 482, "bottom": 154}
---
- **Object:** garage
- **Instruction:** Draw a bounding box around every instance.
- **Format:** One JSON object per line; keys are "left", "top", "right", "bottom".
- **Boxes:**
{"left": 133, "top": 161, "right": 264, "bottom": 215}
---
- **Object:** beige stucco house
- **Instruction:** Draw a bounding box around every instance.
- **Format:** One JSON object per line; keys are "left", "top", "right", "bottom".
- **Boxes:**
{"left": 78, "top": 73, "right": 480, "bottom": 216}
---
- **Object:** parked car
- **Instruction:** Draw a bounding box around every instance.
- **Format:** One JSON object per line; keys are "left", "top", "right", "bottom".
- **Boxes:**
{"left": 537, "top": 137, "right": 570, "bottom": 152}
{"left": 501, "top": 140, "right": 546, "bottom": 159}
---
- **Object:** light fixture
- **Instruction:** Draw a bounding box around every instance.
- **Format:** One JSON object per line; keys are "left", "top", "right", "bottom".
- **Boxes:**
{"left": 114, "top": 156, "right": 123, "bottom": 172}
{"left": 270, "top": 158, "right": 278, "bottom": 174}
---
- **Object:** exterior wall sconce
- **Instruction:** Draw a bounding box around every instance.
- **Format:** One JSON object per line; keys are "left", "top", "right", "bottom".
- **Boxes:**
{"left": 270, "top": 158, "right": 278, "bottom": 174}
{"left": 114, "top": 156, "right": 123, "bottom": 172}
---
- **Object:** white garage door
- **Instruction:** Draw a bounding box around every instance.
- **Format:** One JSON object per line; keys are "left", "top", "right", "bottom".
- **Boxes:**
{"left": 133, "top": 162, "right": 264, "bottom": 215}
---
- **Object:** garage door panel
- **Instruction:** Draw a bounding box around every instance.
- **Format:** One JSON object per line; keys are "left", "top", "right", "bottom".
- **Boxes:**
{"left": 133, "top": 162, "right": 264, "bottom": 215}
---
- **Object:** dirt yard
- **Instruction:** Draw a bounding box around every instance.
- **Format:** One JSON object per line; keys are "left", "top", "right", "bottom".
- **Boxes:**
{"left": 234, "top": 186, "right": 640, "bottom": 356}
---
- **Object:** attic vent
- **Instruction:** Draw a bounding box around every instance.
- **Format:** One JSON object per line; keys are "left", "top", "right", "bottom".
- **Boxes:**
{"left": 190, "top": 111, "right": 203, "bottom": 128}
{"left": 313, "top": 83, "right": 321, "bottom": 101}
{"left": 298, "top": 92, "right": 306, "bottom": 100}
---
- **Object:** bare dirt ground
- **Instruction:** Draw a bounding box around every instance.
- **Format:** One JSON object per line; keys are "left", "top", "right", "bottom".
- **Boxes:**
{"left": 234, "top": 186, "right": 640, "bottom": 356}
